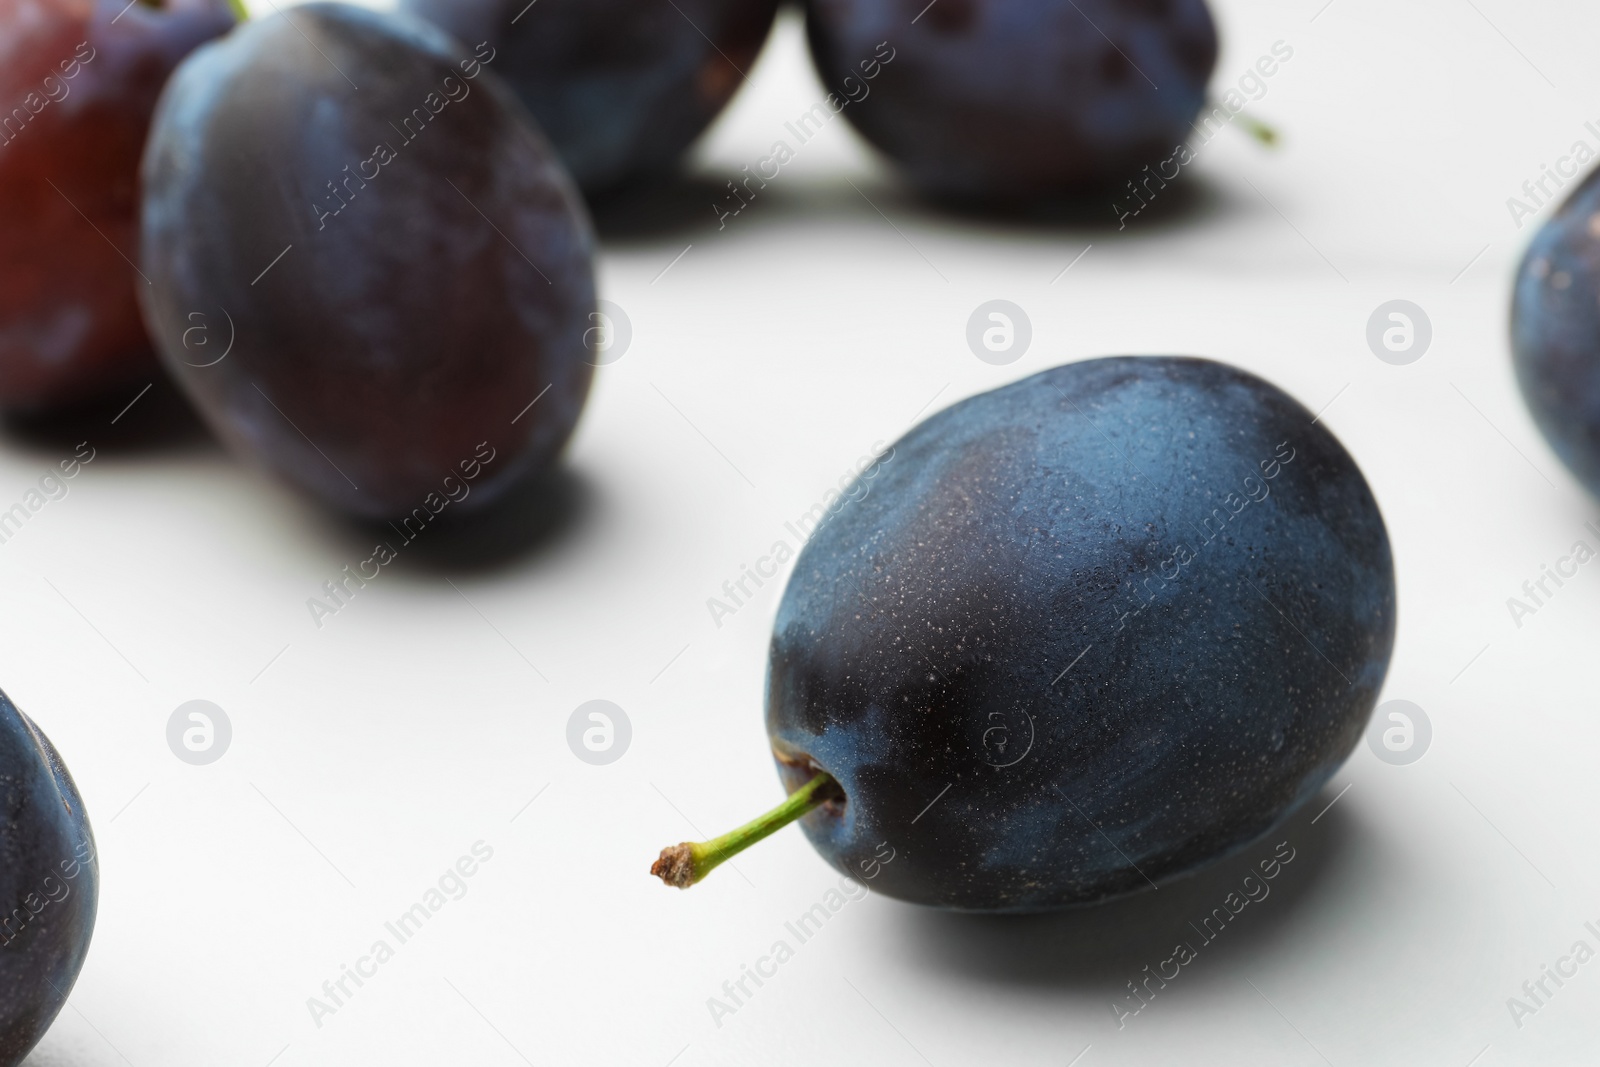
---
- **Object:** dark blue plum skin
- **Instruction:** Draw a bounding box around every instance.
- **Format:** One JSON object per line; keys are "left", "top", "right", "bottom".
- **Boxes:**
{"left": 1511, "top": 168, "right": 1600, "bottom": 500}
{"left": 1, "top": 691, "right": 97, "bottom": 1064}
{"left": 399, "top": 0, "right": 780, "bottom": 196}
{"left": 139, "top": 4, "right": 596, "bottom": 520}
{"left": 767, "top": 358, "right": 1395, "bottom": 912}
{"left": 805, "top": 0, "right": 1217, "bottom": 202}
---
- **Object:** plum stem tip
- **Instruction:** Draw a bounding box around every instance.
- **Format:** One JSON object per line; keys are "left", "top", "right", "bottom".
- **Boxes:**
{"left": 650, "top": 771, "right": 841, "bottom": 890}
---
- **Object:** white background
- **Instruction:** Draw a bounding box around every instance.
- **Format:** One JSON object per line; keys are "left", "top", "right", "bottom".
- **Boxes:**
{"left": 11, "top": 0, "right": 1600, "bottom": 1063}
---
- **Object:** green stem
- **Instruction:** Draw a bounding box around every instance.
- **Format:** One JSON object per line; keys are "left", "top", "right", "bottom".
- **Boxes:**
{"left": 1235, "top": 112, "right": 1279, "bottom": 147}
{"left": 224, "top": 0, "right": 250, "bottom": 23}
{"left": 1204, "top": 98, "right": 1280, "bottom": 147}
{"left": 652, "top": 772, "right": 841, "bottom": 889}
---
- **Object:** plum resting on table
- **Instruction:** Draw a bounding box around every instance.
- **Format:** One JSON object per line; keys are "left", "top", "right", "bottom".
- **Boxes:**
{"left": 1, "top": 690, "right": 98, "bottom": 1064}
{"left": 139, "top": 4, "right": 596, "bottom": 519}
{"left": 804, "top": 0, "right": 1218, "bottom": 202}
{"left": 400, "top": 0, "right": 780, "bottom": 196}
{"left": 1512, "top": 167, "right": 1600, "bottom": 501}
{"left": 764, "top": 358, "right": 1394, "bottom": 911}
{"left": 0, "top": 0, "right": 234, "bottom": 412}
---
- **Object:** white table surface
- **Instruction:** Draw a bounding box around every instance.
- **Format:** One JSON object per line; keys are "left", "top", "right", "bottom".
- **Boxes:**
{"left": 13, "top": 0, "right": 1600, "bottom": 1064}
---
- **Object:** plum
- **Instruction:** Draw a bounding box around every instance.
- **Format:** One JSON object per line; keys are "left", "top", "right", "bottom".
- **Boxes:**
{"left": 399, "top": 0, "right": 780, "bottom": 196}
{"left": 804, "top": 0, "right": 1218, "bottom": 203}
{"left": 656, "top": 358, "right": 1395, "bottom": 911}
{"left": 139, "top": 3, "right": 596, "bottom": 519}
{"left": 1511, "top": 167, "right": 1600, "bottom": 500}
{"left": 0, "top": 0, "right": 235, "bottom": 412}
{"left": 1, "top": 690, "right": 98, "bottom": 1064}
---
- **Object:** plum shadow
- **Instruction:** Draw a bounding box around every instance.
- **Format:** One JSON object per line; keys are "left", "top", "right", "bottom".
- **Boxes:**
{"left": 883, "top": 784, "right": 1358, "bottom": 993}
{"left": 16, "top": 1040, "right": 94, "bottom": 1066}
{"left": 327, "top": 462, "right": 598, "bottom": 576}
{"left": 0, "top": 372, "right": 213, "bottom": 457}
{"left": 915, "top": 171, "right": 1238, "bottom": 235}
{"left": 589, "top": 172, "right": 738, "bottom": 244}
{"left": 589, "top": 164, "right": 1246, "bottom": 248}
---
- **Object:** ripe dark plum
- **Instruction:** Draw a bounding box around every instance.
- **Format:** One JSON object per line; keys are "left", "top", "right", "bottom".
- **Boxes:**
{"left": 656, "top": 358, "right": 1394, "bottom": 910}
{"left": 139, "top": 4, "right": 596, "bottom": 519}
{"left": 805, "top": 0, "right": 1218, "bottom": 202}
{"left": 1, "top": 690, "right": 98, "bottom": 1063}
{"left": 0, "top": 0, "right": 234, "bottom": 411}
{"left": 400, "top": 0, "right": 780, "bottom": 196}
{"left": 1511, "top": 168, "right": 1600, "bottom": 500}
{"left": 765, "top": 358, "right": 1394, "bottom": 910}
